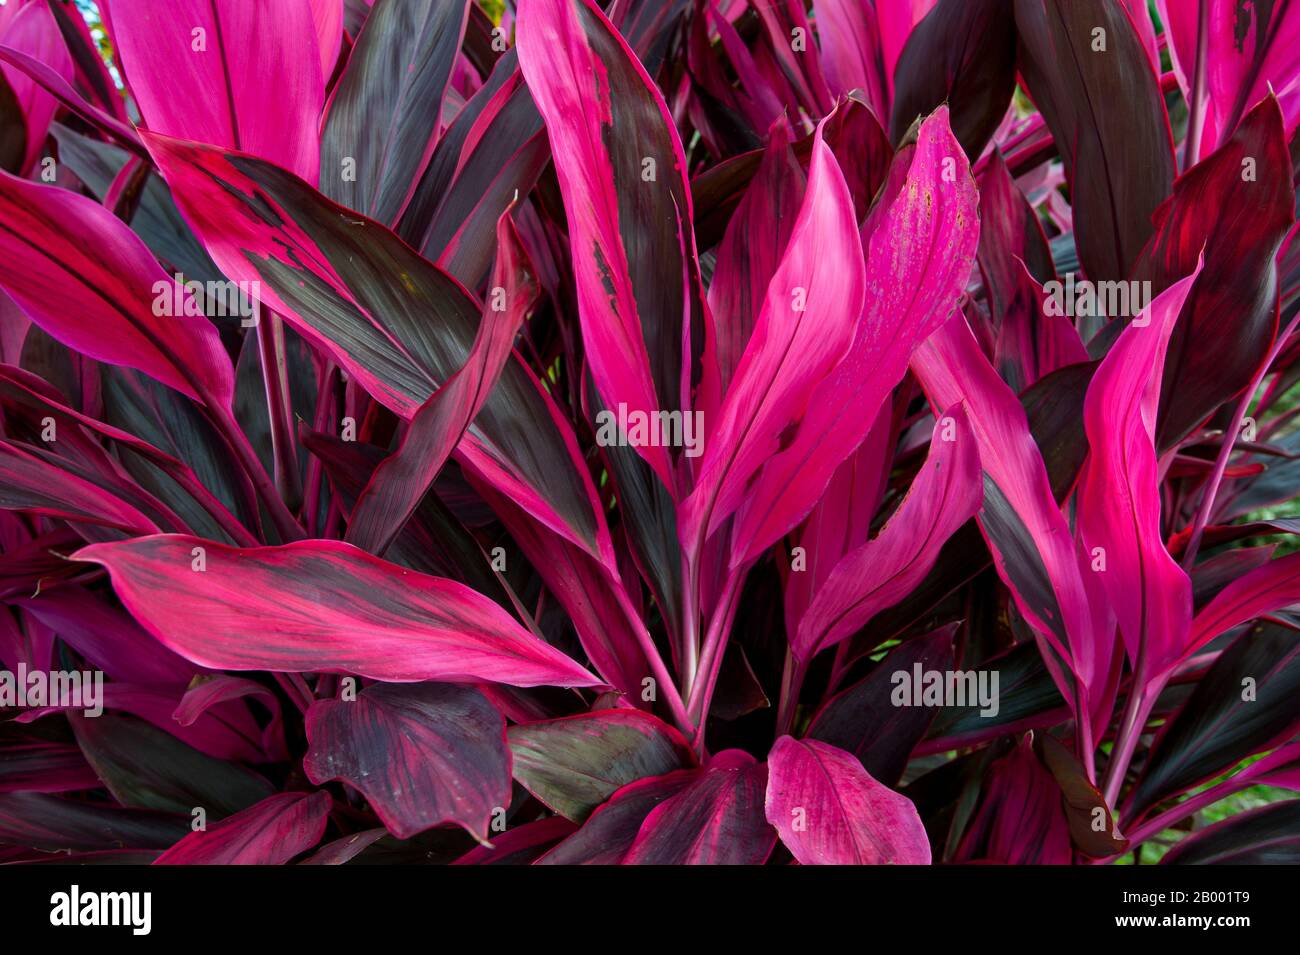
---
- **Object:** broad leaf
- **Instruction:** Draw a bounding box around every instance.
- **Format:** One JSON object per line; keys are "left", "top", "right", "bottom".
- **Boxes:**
{"left": 0, "top": 171, "right": 233, "bottom": 406}
{"left": 108, "top": 0, "right": 325, "bottom": 180}
{"left": 765, "top": 736, "right": 931, "bottom": 865}
{"left": 623, "top": 749, "right": 775, "bottom": 865}
{"left": 508, "top": 709, "right": 694, "bottom": 821}
{"left": 807, "top": 625, "right": 956, "bottom": 787}
{"left": 75, "top": 535, "right": 601, "bottom": 688}
{"left": 518, "top": 0, "right": 705, "bottom": 490}
{"left": 304, "top": 682, "right": 510, "bottom": 840}
{"left": 535, "top": 769, "right": 696, "bottom": 864}
{"left": 729, "top": 108, "right": 979, "bottom": 563}
{"left": 890, "top": 0, "right": 1017, "bottom": 159}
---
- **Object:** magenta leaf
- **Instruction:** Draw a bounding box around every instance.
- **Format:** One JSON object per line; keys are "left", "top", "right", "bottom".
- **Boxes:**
{"left": 1015, "top": 0, "right": 1175, "bottom": 281}
{"left": 0, "top": 0, "right": 72, "bottom": 173}
{"left": 876, "top": 0, "right": 939, "bottom": 101}
{"left": 303, "top": 682, "right": 511, "bottom": 840}
{"left": 471, "top": 479, "right": 654, "bottom": 700}
{"left": 1135, "top": 96, "right": 1295, "bottom": 451}
{"left": 729, "top": 108, "right": 979, "bottom": 563}
{"left": 345, "top": 210, "right": 537, "bottom": 556}
{"left": 623, "top": 749, "right": 776, "bottom": 865}
{"left": 144, "top": 131, "right": 612, "bottom": 564}
{"left": 452, "top": 816, "right": 577, "bottom": 865}
{"left": 1188, "top": 552, "right": 1300, "bottom": 658}
{"left": 107, "top": 0, "right": 325, "bottom": 181}
{"left": 765, "top": 736, "right": 931, "bottom": 865}
{"left": 319, "top": 0, "right": 469, "bottom": 221}
{"left": 75, "top": 535, "right": 602, "bottom": 688}
{"left": 1078, "top": 269, "right": 1201, "bottom": 680}
{"left": 1201, "top": 0, "right": 1300, "bottom": 151}
{"left": 1160, "top": 801, "right": 1300, "bottom": 864}
{"left": 153, "top": 791, "right": 331, "bottom": 865}
{"left": 0, "top": 439, "right": 162, "bottom": 534}
{"left": 812, "top": 0, "right": 888, "bottom": 118}
{"left": 794, "top": 403, "right": 982, "bottom": 662}
{"left": 535, "top": 769, "right": 697, "bottom": 864}
{"left": 174, "top": 674, "right": 286, "bottom": 762}
{"left": 703, "top": 117, "right": 805, "bottom": 408}
{"left": 1130, "top": 623, "right": 1300, "bottom": 818}
{"left": 681, "top": 118, "right": 866, "bottom": 554}
{"left": 0, "top": 172, "right": 233, "bottom": 406}
{"left": 806, "top": 625, "right": 958, "bottom": 787}
{"left": 397, "top": 55, "right": 548, "bottom": 289}
{"left": 0, "top": 725, "right": 98, "bottom": 795}
{"left": 955, "top": 737, "right": 1071, "bottom": 864}
{"left": 518, "top": 0, "right": 704, "bottom": 491}
{"left": 912, "top": 315, "right": 1101, "bottom": 710}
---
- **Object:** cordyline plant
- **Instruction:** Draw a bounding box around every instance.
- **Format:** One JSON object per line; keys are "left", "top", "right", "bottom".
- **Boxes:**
{"left": 0, "top": 0, "right": 1297, "bottom": 867}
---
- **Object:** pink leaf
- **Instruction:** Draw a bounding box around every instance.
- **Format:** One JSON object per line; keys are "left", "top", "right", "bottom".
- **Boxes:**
{"left": 345, "top": 210, "right": 537, "bottom": 556}
{"left": 912, "top": 314, "right": 1100, "bottom": 701}
{"left": 0, "top": 0, "right": 72, "bottom": 172}
{"left": 107, "top": 0, "right": 325, "bottom": 181}
{"left": 875, "top": 0, "right": 938, "bottom": 101}
{"left": 517, "top": 0, "right": 703, "bottom": 491}
{"left": 1078, "top": 269, "right": 1201, "bottom": 679}
{"left": 1188, "top": 551, "right": 1300, "bottom": 658}
{"left": 74, "top": 535, "right": 602, "bottom": 688}
{"left": 729, "top": 108, "right": 978, "bottom": 564}
{"left": 794, "top": 403, "right": 982, "bottom": 662}
{"left": 813, "top": 0, "right": 888, "bottom": 119}
{"left": 624, "top": 749, "right": 776, "bottom": 865}
{"left": 0, "top": 172, "right": 233, "bottom": 406}
{"left": 681, "top": 119, "right": 866, "bottom": 556}
{"left": 765, "top": 736, "right": 931, "bottom": 865}
{"left": 153, "top": 791, "right": 330, "bottom": 865}
{"left": 304, "top": 683, "right": 511, "bottom": 840}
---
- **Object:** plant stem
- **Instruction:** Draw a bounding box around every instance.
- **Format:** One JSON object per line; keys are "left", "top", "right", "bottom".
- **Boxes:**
{"left": 1182, "top": 0, "right": 1211, "bottom": 169}
{"left": 1122, "top": 773, "right": 1257, "bottom": 848}
{"left": 1076, "top": 686, "right": 1098, "bottom": 785}
{"left": 685, "top": 570, "right": 744, "bottom": 729}
{"left": 164, "top": 464, "right": 260, "bottom": 547}
{"left": 1103, "top": 662, "right": 1159, "bottom": 810}
{"left": 301, "top": 362, "right": 338, "bottom": 536}
{"left": 609, "top": 572, "right": 693, "bottom": 737}
{"left": 1181, "top": 313, "right": 1300, "bottom": 568}
{"left": 256, "top": 312, "right": 302, "bottom": 511}
{"left": 679, "top": 550, "right": 700, "bottom": 696}
{"left": 206, "top": 400, "right": 305, "bottom": 543}
{"left": 274, "top": 673, "right": 312, "bottom": 715}
{"left": 774, "top": 649, "right": 806, "bottom": 739}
